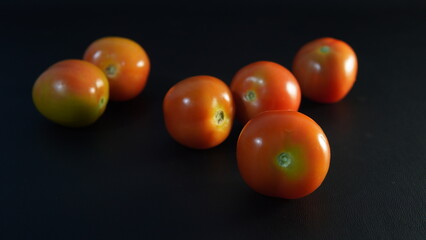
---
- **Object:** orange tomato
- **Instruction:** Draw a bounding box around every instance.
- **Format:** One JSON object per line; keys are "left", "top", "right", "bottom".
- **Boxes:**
{"left": 32, "top": 60, "right": 109, "bottom": 127}
{"left": 84, "top": 37, "right": 150, "bottom": 101}
{"left": 230, "top": 61, "right": 301, "bottom": 124}
{"left": 237, "top": 111, "right": 330, "bottom": 199}
{"left": 163, "top": 76, "right": 234, "bottom": 149}
{"left": 292, "top": 37, "right": 358, "bottom": 103}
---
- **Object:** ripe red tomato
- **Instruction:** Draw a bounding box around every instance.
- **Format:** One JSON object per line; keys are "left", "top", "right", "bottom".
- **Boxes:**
{"left": 163, "top": 76, "right": 234, "bottom": 149}
{"left": 230, "top": 61, "right": 301, "bottom": 124}
{"left": 32, "top": 60, "right": 109, "bottom": 127}
{"left": 292, "top": 37, "right": 358, "bottom": 103}
{"left": 84, "top": 36, "right": 150, "bottom": 101}
{"left": 237, "top": 111, "right": 330, "bottom": 199}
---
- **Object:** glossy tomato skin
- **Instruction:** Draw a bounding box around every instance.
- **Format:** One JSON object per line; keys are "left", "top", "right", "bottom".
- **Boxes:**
{"left": 163, "top": 76, "right": 234, "bottom": 149}
{"left": 32, "top": 59, "right": 109, "bottom": 127}
{"left": 84, "top": 36, "right": 150, "bottom": 101}
{"left": 230, "top": 61, "right": 301, "bottom": 124}
{"left": 292, "top": 37, "right": 358, "bottom": 103}
{"left": 237, "top": 111, "right": 330, "bottom": 199}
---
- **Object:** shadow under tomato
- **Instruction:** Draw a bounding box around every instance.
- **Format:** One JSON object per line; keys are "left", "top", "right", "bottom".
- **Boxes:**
{"left": 29, "top": 119, "right": 104, "bottom": 166}
{"left": 95, "top": 91, "right": 153, "bottom": 129}
{"left": 299, "top": 97, "right": 332, "bottom": 113}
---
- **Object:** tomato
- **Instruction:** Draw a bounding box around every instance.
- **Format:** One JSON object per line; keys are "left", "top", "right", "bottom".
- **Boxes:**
{"left": 84, "top": 36, "right": 150, "bottom": 101}
{"left": 32, "top": 60, "right": 109, "bottom": 127}
{"left": 230, "top": 61, "right": 301, "bottom": 124}
{"left": 163, "top": 76, "right": 234, "bottom": 149}
{"left": 236, "top": 111, "right": 330, "bottom": 199}
{"left": 292, "top": 37, "right": 358, "bottom": 103}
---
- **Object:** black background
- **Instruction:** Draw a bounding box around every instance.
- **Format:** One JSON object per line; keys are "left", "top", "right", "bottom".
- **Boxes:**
{"left": 1, "top": 1, "right": 425, "bottom": 239}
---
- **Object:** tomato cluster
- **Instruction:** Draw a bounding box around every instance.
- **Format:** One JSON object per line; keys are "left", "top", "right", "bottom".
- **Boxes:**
{"left": 33, "top": 37, "right": 150, "bottom": 127}
{"left": 33, "top": 37, "right": 357, "bottom": 199}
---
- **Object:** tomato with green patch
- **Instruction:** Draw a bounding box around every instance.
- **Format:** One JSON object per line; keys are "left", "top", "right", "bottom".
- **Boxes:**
{"left": 32, "top": 59, "right": 109, "bottom": 127}
{"left": 84, "top": 36, "right": 150, "bottom": 101}
{"left": 230, "top": 61, "right": 301, "bottom": 124}
{"left": 163, "top": 75, "right": 234, "bottom": 149}
{"left": 292, "top": 37, "right": 358, "bottom": 103}
{"left": 237, "top": 110, "right": 330, "bottom": 199}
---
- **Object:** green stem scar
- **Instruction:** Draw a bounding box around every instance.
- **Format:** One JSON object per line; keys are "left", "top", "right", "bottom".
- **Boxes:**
{"left": 98, "top": 97, "right": 105, "bottom": 108}
{"left": 277, "top": 152, "right": 292, "bottom": 168}
{"left": 215, "top": 110, "right": 225, "bottom": 125}
{"left": 320, "top": 46, "right": 330, "bottom": 53}
{"left": 105, "top": 65, "right": 118, "bottom": 78}
{"left": 243, "top": 90, "right": 256, "bottom": 102}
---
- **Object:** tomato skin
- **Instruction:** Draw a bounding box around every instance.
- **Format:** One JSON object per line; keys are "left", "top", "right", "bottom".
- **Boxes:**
{"left": 32, "top": 59, "right": 109, "bottom": 127}
{"left": 237, "top": 111, "right": 330, "bottom": 199}
{"left": 84, "top": 36, "right": 150, "bottom": 101}
{"left": 292, "top": 37, "right": 358, "bottom": 103}
{"left": 230, "top": 61, "right": 301, "bottom": 124}
{"left": 163, "top": 76, "right": 234, "bottom": 149}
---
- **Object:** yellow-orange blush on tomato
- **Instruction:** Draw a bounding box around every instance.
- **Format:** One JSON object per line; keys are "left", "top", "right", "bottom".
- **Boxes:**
{"left": 32, "top": 59, "right": 109, "bottom": 127}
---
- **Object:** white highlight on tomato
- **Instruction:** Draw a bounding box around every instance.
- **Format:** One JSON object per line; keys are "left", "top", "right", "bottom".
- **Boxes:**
{"left": 222, "top": 92, "right": 230, "bottom": 102}
{"left": 96, "top": 79, "right": 104, "bottom": 88}
{"left": 182, "top": 97, "right": 191, "bottom": 105}
{"left": 345, "top": 56, "right": 356, "bottom": 75}
{"left": 137, "top": 60, "right": 145, "bottom": 67}
{"left": 254, "top": 137, "right": 263, "bottom": 146}
{"left": 311, "top": 62, "right": 321, "bottom": 72}
{"left": 93, "top": 50, "right": 102, "bottom": 60}
{"left": 318, "top": 133, "right": 328, "bottom": 152}
{"left": 53, "top": 81, "right": 65, "bottom": 93}
{"left": 247, "top": 76, "right": 265, "bottom": 85}
{"left": 286, "top": 81, "right": 298, "bottom": 97}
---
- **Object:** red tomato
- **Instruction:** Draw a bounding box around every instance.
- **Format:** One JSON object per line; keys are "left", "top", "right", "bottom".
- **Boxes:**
{"left": 163, "top": 76, "right": 234, "bottom": 149}
{"left": 32, "top": 60, "right": 109, "bottom": 127}
{"left": 84, "top": 36, "right": 150, "bottom": 101}
{"left": 230, "top": 61, "right": 301, "bottom": 124}
{"left": 237, "top": 111, "right": 330, "bottom": 199}
{"left": 292, "top": 37, "right": 358, "bottom": 103}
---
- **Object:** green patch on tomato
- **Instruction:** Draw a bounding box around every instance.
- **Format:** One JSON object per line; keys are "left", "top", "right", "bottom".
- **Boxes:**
{"left": 40, "top": 95, "right": 105, "bottom": 127}
{"left": 320, "top": 46, "right": 330, "bottom": 53}
{"left": 274, "top": 145, "right": 307, "bottom": 180}
{"left": 243, "top": 90, "right": 256, "bottom": 102}
{"left": 104, "top": 64, "right": 119, "bottom": 78}
{"left": 212, "top": 104, "right": 231, "bottom": 131}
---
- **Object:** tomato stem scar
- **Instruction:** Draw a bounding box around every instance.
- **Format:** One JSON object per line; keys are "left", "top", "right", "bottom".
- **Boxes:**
{"left": 105, "top": 65, "right": 118, "bottom": 78}
{"left": 215, "top": 109, "right": 225, "bottom": 125}
{"left": 320, "top": 46, "right": 330, "bottom": 53}
{"left": 243, "top": 90, "right": 256, "bottom": 102}
{"left": 277, "top": 152, "right": 292, "bottom": 168}
{"left": 98, "top": 97, "right": 105, "bottom": 108}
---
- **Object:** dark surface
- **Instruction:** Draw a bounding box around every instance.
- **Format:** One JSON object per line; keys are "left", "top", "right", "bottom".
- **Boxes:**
{"left": 1, "top": 2, "right": 425, "bottom": 239}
